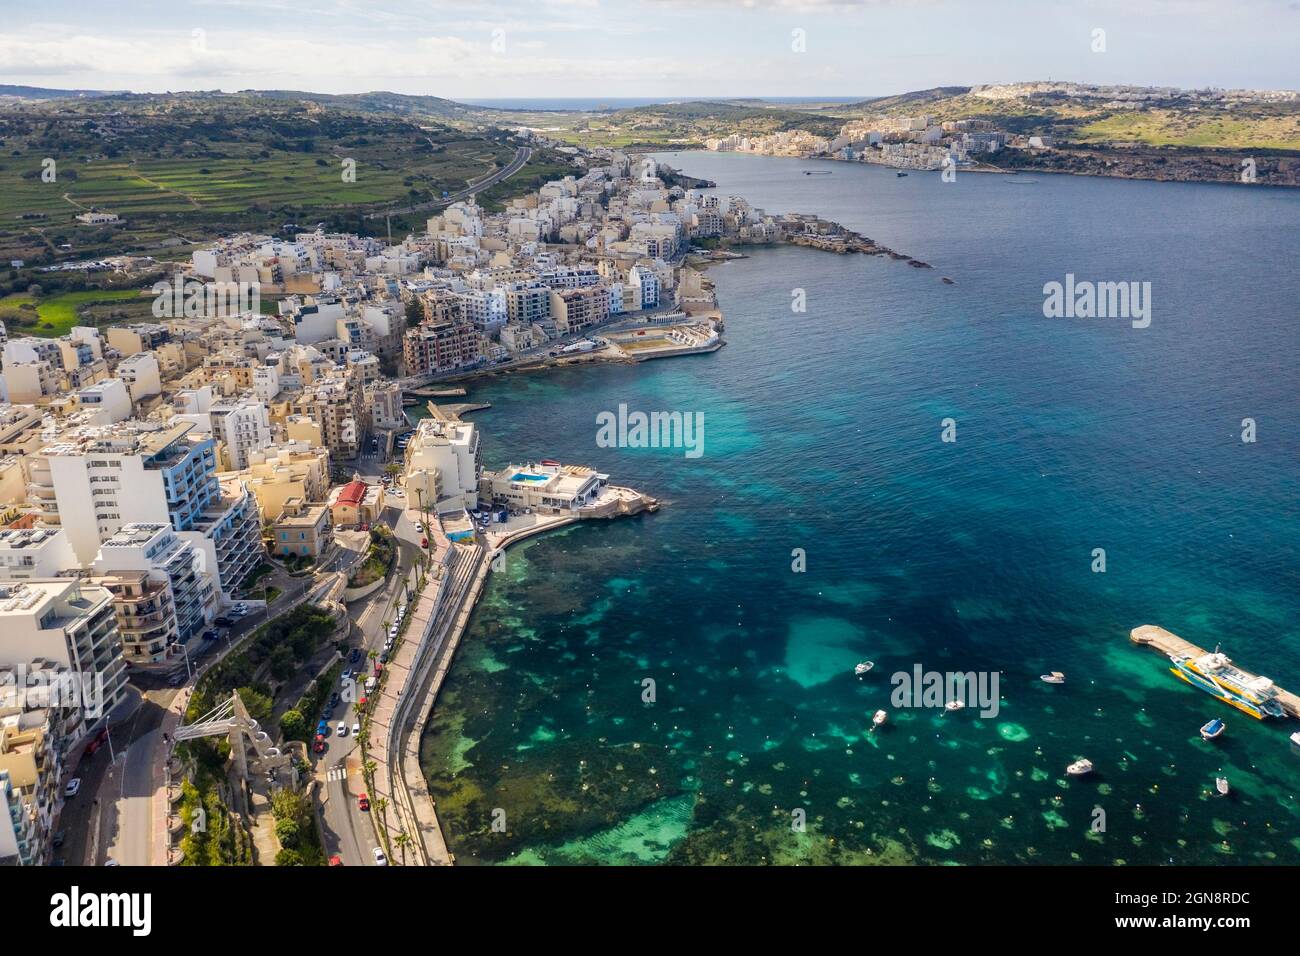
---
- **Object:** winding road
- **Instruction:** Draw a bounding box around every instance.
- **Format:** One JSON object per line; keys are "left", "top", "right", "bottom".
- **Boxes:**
{"left": 365, "top": 145, "right": 532, "bottom": 220}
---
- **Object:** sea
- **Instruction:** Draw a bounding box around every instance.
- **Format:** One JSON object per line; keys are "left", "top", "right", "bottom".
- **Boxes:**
{"left": 419, "top": 151, "right": 1300, "bottom": 865}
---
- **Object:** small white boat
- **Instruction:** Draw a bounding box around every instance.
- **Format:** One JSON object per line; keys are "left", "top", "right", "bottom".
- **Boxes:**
{"left": 1290, "top": 731, "right": 1300, "bottom": 747}
{"left": 1066, "top": 758, "right": 1094, "bottom": 776}
{"left": 1215, "top": 776, "right": 1230, "bottom": 796}
{"left": 1200, "top": 718, "right": 1225, "bottom": 741}
{"left": 854, "top": 661, "right": 874, "bottom": 676}
{"left": 1040, "top": 671, "right": 1065, "bottom": 684}
{"left": 872, "top": 709, "right": 888, "bottom": 728}
{"left": 943, "top": 699, "right": 965, "bottom": 712}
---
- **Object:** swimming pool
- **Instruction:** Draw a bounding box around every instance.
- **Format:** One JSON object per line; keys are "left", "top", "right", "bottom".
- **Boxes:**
{"left": 510, "top": 472, "right": 549, "bottom": 482}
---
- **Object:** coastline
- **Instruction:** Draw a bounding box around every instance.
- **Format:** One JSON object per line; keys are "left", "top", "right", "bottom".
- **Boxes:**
{"left": 378, "top": 477, "right": 660, "bottom": 865}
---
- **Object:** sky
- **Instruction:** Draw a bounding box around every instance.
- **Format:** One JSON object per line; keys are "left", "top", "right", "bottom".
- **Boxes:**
{"left": 0, "top": 0, "right": 1296, "bottom": 100}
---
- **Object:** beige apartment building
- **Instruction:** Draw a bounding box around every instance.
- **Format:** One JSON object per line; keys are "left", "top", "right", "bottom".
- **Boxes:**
{"left": 272, "top": 498, "right": 333, "bottom": 559}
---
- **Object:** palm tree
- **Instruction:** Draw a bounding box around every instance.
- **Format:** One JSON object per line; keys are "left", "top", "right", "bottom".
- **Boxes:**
{"left": 375, "top": 795, "right": 389, "bottom": 832}
{"left": 394, "top": 831, "right": 412, "bottom": 865}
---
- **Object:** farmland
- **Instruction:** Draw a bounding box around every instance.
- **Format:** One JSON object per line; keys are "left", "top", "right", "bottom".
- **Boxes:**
{"left": 0, "top": 93, "right": 524, "bottom": 263}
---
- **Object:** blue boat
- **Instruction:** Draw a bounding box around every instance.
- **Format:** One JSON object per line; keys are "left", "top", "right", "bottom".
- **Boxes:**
{"left": 1200, "top": 718, "right": 1225, "bottom": 741}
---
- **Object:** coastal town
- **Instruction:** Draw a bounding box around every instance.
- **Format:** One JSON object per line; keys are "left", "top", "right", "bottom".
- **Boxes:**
{"left": 703, "top": 81, "right": 1300, "bottom": 174}
{"left": 0, "top": 137, "right": 922, "bottom": 867}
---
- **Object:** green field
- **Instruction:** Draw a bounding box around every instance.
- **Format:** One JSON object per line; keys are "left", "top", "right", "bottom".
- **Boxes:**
{"left": 0, "top": 288, "right": 147, "bottom": 336}
{"left": 0, "top": 94, "right": 523, "bottom": 263}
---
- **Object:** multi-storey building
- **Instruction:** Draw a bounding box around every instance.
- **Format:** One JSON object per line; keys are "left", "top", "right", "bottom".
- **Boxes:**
{"left": 28, "top": 420, "right": 220, "bottom": 565}
{"left": 0, "top": 660, "right": 72, "bottom": 867}
{"left": 0, "top": 579, "right": 128, "bottom": 740}
{"left": 505, "top": 284, "right": 552, "bottom": 325}
{"left": 93, "top": 523, "right": 214, "bottom": 645}
{"left": 209, "top": 400, "right": 272, "bottom": 471}
{"left": 92, "top": 570, "right": 177, "bottom": 667}
{"left": 549, "top": 286, "right": 610, "bottom": 335}
{"left": 403, "top": 414, "right": 481, "bottom": 514}
{"left": 403, "top": 322, "right": 484, "bottom": 377}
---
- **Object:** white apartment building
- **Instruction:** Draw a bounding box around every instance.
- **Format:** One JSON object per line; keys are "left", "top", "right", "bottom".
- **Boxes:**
{"left": 116, "top": 351, "right": 162, "bottom": 402}
{"left": 75, "top": 378, "right": 132, "bottom": 424}
{"left": 93, "top": 523, "right": 215, "bottom": 644}
{"left": 209, "top": 401, "right": 272, "bottom": 471}
{"left": 403, "top": 415, "right": 481, "bottom": 514}
{"left": 0, "top": 580, "right": 128, "bottom": 737}
{"left": 0, "top": 529, "right": 78, "bottom": 580}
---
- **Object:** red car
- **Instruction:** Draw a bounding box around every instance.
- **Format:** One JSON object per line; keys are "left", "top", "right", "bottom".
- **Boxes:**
{"left": 329, "top": 855, "right": 343, "bottom": 867}
{"left": 313, "top": 735, "right": 325, "bottom": 754}
{"left": 358, "top": 793, "right": 370, "bottom": 812}
{"left": 374, "top": 662, "right": 383, "bottom": 676}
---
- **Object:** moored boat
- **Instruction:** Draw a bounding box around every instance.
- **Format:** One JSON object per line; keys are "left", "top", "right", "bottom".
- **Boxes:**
{"left": 1168, "top": 648, "right": 1285, "bottom": 719}
{"left": 1291, "top": 731, "right": 1300, "bottom": 747}
{"left": 1200, "top": 718, "right": 1225, "bottom": 741}
{"left": 1215, "top": 776, "right": 1230, "bottom": 796}
{"left": 943, "top": 699, "right": 965, "bottom": 712}
{"left": 1040, "top": 671, "right": 1065, "bottom": 684}
{"left": 854, "top": 661, "right": 874, "bottom": 676}
{"left": 872, "top": 709, "right": 888, "bottom": 728}
{"left": 1066, "top": 758, "right": 1094, "bottom": 776}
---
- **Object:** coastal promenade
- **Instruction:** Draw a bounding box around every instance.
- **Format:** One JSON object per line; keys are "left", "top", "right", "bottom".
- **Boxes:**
{"left": 368, "top": 486, "right": 659, "bottom": 864}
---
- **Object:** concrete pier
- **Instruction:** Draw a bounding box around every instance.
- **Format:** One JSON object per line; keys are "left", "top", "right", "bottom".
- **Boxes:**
{"left": 1130, "top": 624, "right": 1300, "bottom": 720}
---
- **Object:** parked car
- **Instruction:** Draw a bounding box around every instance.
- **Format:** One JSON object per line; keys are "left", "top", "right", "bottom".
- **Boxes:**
{"left": 358, "top": 793, "right": 370, "bottom": 811}
{"left": 328, "top": 693, "right": 340, "bottom": 709}
{"left": 414, "top": 522, "right": 423, "bottom": 533}
{"left": 349, "top": 648, "right": 361, "bottom": 663}
{"left": 214, "top": 616, "right": 233, "bottom": 627}
{"left": 372, "top": 846, "right": 388, "bottom": 866}
{"left": 167, "top": 673, "right": 184, "bottom": 687}
{"left": 351, "top": 722, "right": 360, "bottom": 737}
{"left": 336, "top": 721, "right": 347, "bottom": 737}
{"left": 329, "top": 855, "right": 343, "bottom": 867}
{"left": 420, "top": 537, "right": 428, "bottom": 548}
{"left": 64, "top": 778, "right": 81, "bottom": 798}
{"left": 52, "top": 830, "right": 66, "bottom": 848}
{"left": 316, "top": 719, "right": 329, "bottom": 737}
{"left": 230, "top": 604, "right": 249, "bottom": 617}
{"left": 313, "top": 735, "right": 325, "bottom": 754}
{"left": 201, "top": 629, "right": 220, "bottom": 641}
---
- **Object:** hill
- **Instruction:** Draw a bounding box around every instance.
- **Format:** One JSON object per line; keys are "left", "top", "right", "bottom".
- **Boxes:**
{"left": 0, "top": 91, "right": 567, "bottom": 265}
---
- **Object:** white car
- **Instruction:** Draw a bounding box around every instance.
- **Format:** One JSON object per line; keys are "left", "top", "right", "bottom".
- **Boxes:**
{"left": 352, "top": 722, "right": 361, "bottom": 737}
{"left": 64, "top": 778, "right": 81, "bottom": 798}
{"left": 414, "top": 522, "right": 424, "bottom": 533}
{"left": 231, "top": 603, "right": 249, "bottom": 617}
{"left": 336, "top": 721, "right": 347, "bottom": 737}
{"left": 373, "top": 847, "right": 388, "bottom": 866}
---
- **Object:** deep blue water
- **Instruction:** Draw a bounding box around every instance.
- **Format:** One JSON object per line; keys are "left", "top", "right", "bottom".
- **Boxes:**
{"left": 420, "top": 152, "right": 1300, "bottom": 865}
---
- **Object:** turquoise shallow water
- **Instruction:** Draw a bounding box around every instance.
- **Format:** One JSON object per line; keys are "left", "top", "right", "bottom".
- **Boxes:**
{"left": 420, "top": 153, "right": 1300, "bottom": 865}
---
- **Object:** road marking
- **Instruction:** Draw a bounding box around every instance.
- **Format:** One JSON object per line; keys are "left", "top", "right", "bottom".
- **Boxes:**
{"left": 327, "top": 766, "right": 349, "bottom": 782}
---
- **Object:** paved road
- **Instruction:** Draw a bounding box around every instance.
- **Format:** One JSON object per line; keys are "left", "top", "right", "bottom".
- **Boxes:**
{"left": 104, "top": 730, "right": 159, "bottom": 866}
{"left": 315, "top": 512, "right": 422, "bottom": 866}
{"left": 364, "top": 146, "right": 531, "bottom": 220}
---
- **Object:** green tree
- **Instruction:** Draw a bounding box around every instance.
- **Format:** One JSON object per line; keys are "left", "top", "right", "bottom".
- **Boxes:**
{"left": 280, "top": 709, "right": 307, "bottom": 742}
